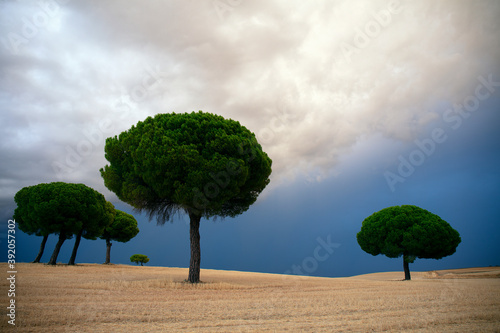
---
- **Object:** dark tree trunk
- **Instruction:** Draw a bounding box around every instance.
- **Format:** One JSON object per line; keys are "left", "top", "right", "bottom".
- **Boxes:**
{"left": 68, "top": 229, "right": 83, "bottom": 265}
{"left": 33, "top": 234, "right": 49, "bottom": 263}
{"left": 188, "top": 212, "right": 201, "bottom": 283}
{"left": 403, "top": 255, "right": 411, "bottom": 280}
{"left": 140, "top": 262, "right": 143, "bottom": 266}
{"left": 104, "top": 238, "right": 112, "bottom": 264}
{"left": 48, "top": 233, "right": 67, "bottom": 265}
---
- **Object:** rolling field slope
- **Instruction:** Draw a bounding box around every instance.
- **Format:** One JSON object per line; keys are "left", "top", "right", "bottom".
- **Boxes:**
{"left": 2, "top": 263, "right": 499, "bottom": 332}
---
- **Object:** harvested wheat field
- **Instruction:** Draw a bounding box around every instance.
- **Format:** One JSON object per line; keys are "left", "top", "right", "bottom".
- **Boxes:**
{"left": 2, "top": 263, "right": 500, "bottom": 332}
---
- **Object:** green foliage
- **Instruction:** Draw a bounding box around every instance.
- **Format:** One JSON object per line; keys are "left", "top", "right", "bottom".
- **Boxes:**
{"left": 100, "top": 209, "right": 139, "bottom": 243}
{"left": 13, "top": 182, "right": 115, "bottom": 240}
{"left": 130, "top": 254, "right": 149, "bottom": 265}
{"left": 13, "top": 186, "right": 47, "bottom": 237}
{"left": 100, "top": 111, "right": 272, "bottom": 222}
{"left": 357, "top": 205, "right": 461, "bottom": 263}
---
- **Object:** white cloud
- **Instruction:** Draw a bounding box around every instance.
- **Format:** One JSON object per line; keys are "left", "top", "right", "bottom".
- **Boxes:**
{"left": 1, "top": 0, "right": 499, "bottom": 200}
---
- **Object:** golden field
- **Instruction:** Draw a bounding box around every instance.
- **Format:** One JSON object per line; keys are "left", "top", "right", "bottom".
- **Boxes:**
{"left": 2, "top": 263, "right": 500, "bottom": 332}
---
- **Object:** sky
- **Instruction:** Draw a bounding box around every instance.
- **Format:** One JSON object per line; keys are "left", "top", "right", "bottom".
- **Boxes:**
{"left": 1, "top": 0, "right": 499, "bottom": 278}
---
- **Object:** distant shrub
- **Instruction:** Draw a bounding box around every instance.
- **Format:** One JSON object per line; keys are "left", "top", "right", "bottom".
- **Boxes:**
{"left": 130, "top": 254, "right": 149, "bottom": 266}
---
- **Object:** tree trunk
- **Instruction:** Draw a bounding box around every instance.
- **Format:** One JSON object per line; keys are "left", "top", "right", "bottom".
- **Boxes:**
{"left": 104, "top": 238, "right": 112, "bottom": 264}
{"left": 68, "top": 229, "right": 83, "bottom": 265}
{"left": 48, "top": 233, "right": 67, "bottom": 265}
{"left": 188, "top": 212, "right": 201, "bottom": 283}
{"left": 33, "top": 234, "right": 49, "bottom": 263}
{"left": 403, "top": 255, "right": 411, "bottom": 280}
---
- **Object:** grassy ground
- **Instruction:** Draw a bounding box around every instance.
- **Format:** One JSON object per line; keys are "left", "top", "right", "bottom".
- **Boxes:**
{"left": 2, "top": 263, "right": 499, "bottom": 332}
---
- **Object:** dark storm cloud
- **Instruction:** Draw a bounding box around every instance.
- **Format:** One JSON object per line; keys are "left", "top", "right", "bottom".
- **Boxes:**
{"left": 1, "top": 1, "right": 499, "bottom": 275}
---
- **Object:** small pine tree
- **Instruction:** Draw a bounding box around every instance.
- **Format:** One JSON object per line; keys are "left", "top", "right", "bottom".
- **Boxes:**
{"left": 357, "top": 205, "right": 461, "bottom": 280}
{"left": 130, "top": 254, "right": 149, "bottom": 266}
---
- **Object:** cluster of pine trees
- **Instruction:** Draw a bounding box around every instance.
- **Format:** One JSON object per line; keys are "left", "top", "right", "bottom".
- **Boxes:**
{"left": 14, "top": 182, "right": 139, "bottom": 265}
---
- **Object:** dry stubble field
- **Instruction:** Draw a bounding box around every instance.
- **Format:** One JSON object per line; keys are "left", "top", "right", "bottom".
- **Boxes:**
{"left": 1, "top": 263, "right": 500, "bottom": 332}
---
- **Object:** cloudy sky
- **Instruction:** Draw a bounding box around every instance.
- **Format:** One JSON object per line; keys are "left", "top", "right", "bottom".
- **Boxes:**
{"left": 1, "top": 0, "right": 499, "bottom": 277}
